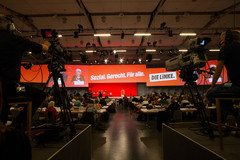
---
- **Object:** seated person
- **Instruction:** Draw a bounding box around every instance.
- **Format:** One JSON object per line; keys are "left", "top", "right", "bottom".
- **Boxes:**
{"left": 99, "top": 97, "right": 107, "bottom": 106}
{"left": 139, "top": 96, "right": 144, "bottom": 103}
{"left": 132, "top": 96, "right": 138, "bottom": 102}
{"left": 74, "top": 98, "right": 81, "bottom": 106}
{"left": 94, "top": 99, "right": 102, "bottom": 109}
{"left": 45, "top": 101, "right": 58, "bottom": 121}
{"left": 152, "top": 98, "right": 159, "bottom": 105}
{"left": 86, "top": 100, "right": 97, "bottom": 113}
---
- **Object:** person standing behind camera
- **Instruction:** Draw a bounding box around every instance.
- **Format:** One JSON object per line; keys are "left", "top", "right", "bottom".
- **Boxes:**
{"left": 0, "top": 15, "right": 50, "bottom": 126}
{"left": 206, "top": 30, "right": 240, "bottom": 116}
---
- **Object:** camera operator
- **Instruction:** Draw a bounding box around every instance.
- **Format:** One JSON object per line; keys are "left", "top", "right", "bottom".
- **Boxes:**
{"left": 0, "top": 15, "right": 50, "bottom": 127}
{"left": 206, "top": 30, "right": 240, "bottom": 117}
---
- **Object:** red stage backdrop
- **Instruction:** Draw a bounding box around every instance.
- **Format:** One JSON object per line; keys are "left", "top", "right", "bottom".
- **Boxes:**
{"left": 89, "top": 83, "right": 137, "bottom": 97}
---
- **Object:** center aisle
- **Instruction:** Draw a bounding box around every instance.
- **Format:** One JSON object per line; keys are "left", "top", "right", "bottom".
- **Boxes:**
{"left": 92, "top": 105, "right": 163, "bottom": 160}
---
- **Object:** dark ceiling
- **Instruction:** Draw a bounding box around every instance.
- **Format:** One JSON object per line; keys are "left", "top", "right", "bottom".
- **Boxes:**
{"left": 1, "top": 0, "right": 240, "bottom": 67}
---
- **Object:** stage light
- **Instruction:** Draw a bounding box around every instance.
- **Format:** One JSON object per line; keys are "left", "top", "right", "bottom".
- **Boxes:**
{"left": 179, "top": 33, "right": 196, "bottom": 36}
{"left": 179, "top": 49, "right": 188, "bottom": 52}
{"left": 139, "top": 58, "right": 142, "bottom": 62}
{"left": 86, "top": 42, "right": 91, "bottom": 49}
{"left": 159, "top": 50, "right": 164, "bottom": 54}
{"left": 209, "top": 49, "right": 220, "bottom": 52}
{"left": 120, "top": 58, "right": 123, "bottom": 63}
{"left": 113, "top": 50, "right": 117, "bottom": 54}
{"left": 137, "top": 15, "right": 141, "bottom": 22}
{"left": 146, "top": 49, "right": 156, "bottom": 52}
{"left": 147, "top": 42, "right": 151, "bottom": 47}
{"left": 134, "top": 33, "right": 151, "bottom": 36}
{"left": 80, "top": 40, "right": 84, "bottom": 45}
{"left": 104, "top": 59, "right": 108, "bottom": 64}
{"left": 153, "top": 41, "right": 157, "bottom": 47}
{"left": 121, "top": 31, "right": 125, "bottom": 39}
{"left": 78, "top": 24, "right": 83, "bottom": 32}
{"left": 92, "top": 43, "right": 96, "bottom": 48}
{"left": 58, "top": 34, "right": 63, "bottom": 38}
{"left": 146, "top": 54, "right": 152, "bottom": 62}
{"left": 160, "top": 22, "right": 166, "bottom": 30}
{"left": 94, "top": 33, "right": 111, "bottom": 37}
{"left": 168, "top": 30, "right": 173, "bottom": 37}
{"left": 133, "top": 59, "right": 136, "bottom": 64}
{"left": 74, "top": 31, "right": 78, "bottom": 38}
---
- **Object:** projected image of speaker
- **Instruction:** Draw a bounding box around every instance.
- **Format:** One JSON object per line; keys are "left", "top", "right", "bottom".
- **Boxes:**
{"left": 146, "top": 54, "right": 152, "bottom": 62}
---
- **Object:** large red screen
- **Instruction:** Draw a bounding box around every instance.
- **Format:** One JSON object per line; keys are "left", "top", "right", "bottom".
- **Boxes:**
{"left": 20, "top": 60, "right": 227, "bottom": 87}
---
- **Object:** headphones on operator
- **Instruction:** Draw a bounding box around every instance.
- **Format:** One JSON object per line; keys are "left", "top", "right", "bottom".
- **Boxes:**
{"left": 224, "top": 30, "right": 233, "bottom": 45}
{"left": 0, "top": 14, "right": 19, "bottom": 35}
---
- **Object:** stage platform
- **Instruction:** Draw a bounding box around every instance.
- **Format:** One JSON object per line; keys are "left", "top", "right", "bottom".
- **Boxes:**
{"left": 163, "top": 122, "right": 240, "bottom": 160}
{"left": 32, "top": 124, "right": 91, "bottom": 160}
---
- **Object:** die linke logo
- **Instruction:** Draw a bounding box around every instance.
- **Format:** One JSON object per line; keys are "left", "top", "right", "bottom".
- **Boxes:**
{"left": 149, "top": 72, "right": 177, "bottom": 82}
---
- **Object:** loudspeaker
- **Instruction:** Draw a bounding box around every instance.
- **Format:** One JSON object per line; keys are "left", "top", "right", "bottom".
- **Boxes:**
{"left": 146, "top": 54, "right": 152, "bottom": 62}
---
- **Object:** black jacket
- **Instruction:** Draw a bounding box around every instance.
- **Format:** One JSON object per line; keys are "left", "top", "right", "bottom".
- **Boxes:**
{"left": 0, "top": 30, "right": 42, "bottom": 84}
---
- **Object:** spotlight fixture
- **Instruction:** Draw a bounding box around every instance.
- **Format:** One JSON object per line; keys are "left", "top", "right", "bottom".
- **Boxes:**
{"left": 101, "top": 16, "right": 106, "bottom": 23}
{"left": 80, "top": 40, "right": 84, "bottom": 45}
{"left": 86, "top": 42, "right": 91, "bottom": 49}
{"left": 120, "top": 58, "right": 123, "bottom": 63}
{"left": 58, "top": 34, "right": 63, "bottom": 38}
{"left": 147, "top": 42, "right": 151, "bottom": 47}
{"left": 168, "top": 30, "right": 173, "bottom": 37}
{"left": 139, "top": 58, "right": 142, "bottom": 62}
{"left": 146, "top": 54, "right": 152, "bottom": 62}
{"left": 137, "top": 15, "right": 141, "bottom": 22}
{"left": 92, "top": 43, "right": 96, "bottom": 48}
{"left": 104, "top": 59, "right": 108, "bottom": 64}
{"left": 74, "top": 31, "right": 78, "bottom": 38}
{"left": 160, "top": 22, "right": 166, "bottom": 30}
{"left": 159, "top": 50, "right": 164, "bottom": 54}
{"left": 78, "top": 24, "right": 84, "bottom": 32}
{"left": 134, "top": 33, "right": 151, "bottom": 36}
{"left": 121, "top": 31, "right": 125, "bottom": 39}
{"left": 133, "top": 59, "right": 136, "bottom": 64}
{"left": 153, "top": 41, "right": 157, "bottom": 47}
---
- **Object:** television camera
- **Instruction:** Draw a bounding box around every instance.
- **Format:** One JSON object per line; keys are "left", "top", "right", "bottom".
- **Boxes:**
{"left": 165, "top": 37, "right": 214, "bottom": 139}
{"left": 41, "top": 29, "right": 72, "bottom": 73}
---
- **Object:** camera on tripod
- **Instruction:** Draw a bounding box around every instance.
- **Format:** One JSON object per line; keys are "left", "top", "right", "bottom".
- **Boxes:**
{"left": 165, "top": 37, "right": 211, "bottom": 82}
{"left": 41, "top": 29, "right": 72, "bottom": 73}
{"left": 165, "top": 37, "right": 211, "bottom": 71}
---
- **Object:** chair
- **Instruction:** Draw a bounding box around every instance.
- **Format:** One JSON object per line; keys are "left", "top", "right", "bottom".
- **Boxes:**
{"left": 7, "top": 96, "right": 33, "bottom": 139}
{"left": 213, "top": 93, "right": 240, "bottom": 150}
